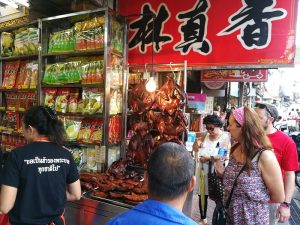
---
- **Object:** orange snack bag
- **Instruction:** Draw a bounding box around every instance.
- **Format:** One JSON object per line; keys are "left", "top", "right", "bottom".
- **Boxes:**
{"left": 2, "top": 61, "right": 20, "bottom": 88}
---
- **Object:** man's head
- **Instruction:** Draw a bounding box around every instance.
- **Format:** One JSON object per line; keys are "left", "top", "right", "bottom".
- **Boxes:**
{"left": 254, "top": 103, "right": 279, "bottom": 130}
{"left": 147, "top": 142, "right": 195, "bottom": 201}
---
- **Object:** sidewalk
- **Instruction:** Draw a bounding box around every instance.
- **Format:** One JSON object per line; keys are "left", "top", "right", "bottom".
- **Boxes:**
{"left": 191, "top": 187, "right": 300, "bottom": 225}
{"left": 289, "top": 187, "right": 300, "bottom": 225}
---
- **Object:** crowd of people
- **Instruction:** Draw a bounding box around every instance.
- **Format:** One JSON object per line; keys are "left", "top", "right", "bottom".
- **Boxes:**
{"left": 0, "top": 102, "right": 299, "bottom": 225}
{"left": 194, "top": 103, "right": 299, "bottom": 225}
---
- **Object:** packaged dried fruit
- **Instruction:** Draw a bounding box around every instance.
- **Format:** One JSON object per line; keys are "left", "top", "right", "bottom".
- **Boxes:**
{"left": 90, "top": 119, "right": 103, "bottom": 144}
{"left": 109, "top": 116, "right": 122, "bottom": 144}
{"left": 19, "top": 62, "right": 38, "bottom": 89}
{"left": 26, "top": 91, "right": 38, "bottom": 109}
{"left": 112, "top": 20, "right": 123, "bottom": 53}
{"left": 5, "top": 93, "right": 16, "bottom": 110}
{"left": 18, "top": 92, "right": 27, "bottom": 111}
{"left": 77, "top": 118, "right": 92, "bottom": 143}
{"left": 2, "top": 61, "right": 20, "bottom": 88}
{"left": 81, "top": 62, "right": 90, "bottom": 84}
{"left": 55, "top": 88, "right": 70, "bottom": 113}
{"left": 43, "top": 64, "right": 58, "bottom": 84}
{"left": 1, "top": 32, "right": 14, "bottom": 56}
{"left": 68, "top": 88, "right": 80, "bottom": 113}
{"left": 86, "top": 147, "right": 97, "bottom": 172}
{"left": 27, "top": 28, "right": 39, "bottom": 54}
{"left": 0, "top": 113, "right": 9, "bottom": 131}
{"left": 94, "top": 26, "right": 104, "bottom": 49}
{"left": 94, "top": 60, "right": 104, "bottom": 84}
{"left": 64, "top": 146, "right": 83, "bottom": 170}
{"left": 64, "top": 117, "right": 82, "bottom": 141}
{"left": 22, "top": 62, "right": 36, "bottom": 88}
{"left": 82, "top": 88, "right": 103, "bottom": 114}
{"left": 110, "top": 89, "right": 119, "bottom": 114}
{"left": 43, "top": 88, "right": 57, "bottom": 109}
{"left": 15, "top": 61, "right": 28, "bottom": 89}
{"left": 81, "top": 88, "right": 90, "bottom": 114}
{"left": 111, "top": 56, "right": 122, "bottom": 86}
{"left": 6, "top": 112, "right": 20, "bottom": 132}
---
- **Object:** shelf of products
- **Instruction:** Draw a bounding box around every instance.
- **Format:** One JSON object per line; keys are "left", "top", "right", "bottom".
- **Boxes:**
{"left": 39, "top": 9, "right": 126, "bottom": 173}
{"left": 0, "top": 9, "right": 127, "bottom": 172}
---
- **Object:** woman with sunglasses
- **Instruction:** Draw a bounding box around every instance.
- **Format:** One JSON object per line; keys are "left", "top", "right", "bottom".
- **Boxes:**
{"left": 215, "top": 106, "right": 284, "bottom": 225}
{"left": 193, "top": 115, "right": 231, "bottom": 225}
{"left": 0, "top": 106, "right": 81, "bottom": 225}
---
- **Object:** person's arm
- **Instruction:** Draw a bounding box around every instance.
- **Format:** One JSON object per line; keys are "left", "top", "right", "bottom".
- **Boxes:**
{"left": 66, "top": 180, "right": 81, "bottom": 201}
{"left": 275, "top": 138, "right": 299, "bottom": 222}
{"left": 259, "top": 150, "right": 285, "bottom": 203}
{"left": 0, "top": 185, "right": 17, "bottom": 214}
{"left": 276, "top": 171, "right": 295, "bottom": 223}
{"left": 283, "top": 171, "right": 295, "bottom": 203}
{"left": 214, "top": 159, "right": 225, "bottom": 177}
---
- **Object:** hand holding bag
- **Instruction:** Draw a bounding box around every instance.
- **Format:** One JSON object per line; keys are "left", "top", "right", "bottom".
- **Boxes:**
{"left": 207, "top": 156, "right": 224, "bottom": 202}
{"left": 212, "top": 162, "right": 246, "bottom": 225}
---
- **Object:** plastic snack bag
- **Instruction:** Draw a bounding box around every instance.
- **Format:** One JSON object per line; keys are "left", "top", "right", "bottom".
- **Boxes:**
{"left": 43, "top": 88, "right": 57, "bottom": 108}
{"left": 55, "top": 88, "right": 70, "bottom": 113}
{"left": 2, "top": 61, "right": 20, "bottom": 88}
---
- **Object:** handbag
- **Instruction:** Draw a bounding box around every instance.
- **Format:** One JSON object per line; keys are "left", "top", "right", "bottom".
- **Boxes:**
{"left": 207, "top": 156, "right": 224, "bottom": 202}
{"left": 208, "top": 143, "right": 241, "bottom": 202}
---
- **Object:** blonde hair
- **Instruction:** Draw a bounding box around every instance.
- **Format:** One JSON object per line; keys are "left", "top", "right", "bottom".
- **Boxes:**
{"left": 240, "top": 106, "right": 272, "bottom": 172}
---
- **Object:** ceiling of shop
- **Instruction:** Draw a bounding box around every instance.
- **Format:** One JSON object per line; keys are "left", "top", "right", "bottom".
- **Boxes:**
{"left": 29, "top": 0, "right": 102, "bottom": 17}
{"left": 29, "top": 0, "right": 73, "bottom": 16}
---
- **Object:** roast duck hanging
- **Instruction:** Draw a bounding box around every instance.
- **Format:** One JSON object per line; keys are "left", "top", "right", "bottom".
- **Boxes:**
{"left": 128, "top": 80, "right": 155, "bottom": 114}
{"left": 127, "top": 76, "right": 188, "bottom": 168}
{"left": 155, "top": 76, "right": 187, "bottom": 115}
{"left": 126, "top": 114, "right": 156, "bottom": 168}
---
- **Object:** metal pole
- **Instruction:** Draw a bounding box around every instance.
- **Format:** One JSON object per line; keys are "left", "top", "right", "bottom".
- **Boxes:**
{"left": 238, "top": 82, "right": 244, "bottom": 107}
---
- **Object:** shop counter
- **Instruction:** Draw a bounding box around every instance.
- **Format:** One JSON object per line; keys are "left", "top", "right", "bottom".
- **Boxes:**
{"left": 65, "top": 196, "right": 131, "bottom": 225}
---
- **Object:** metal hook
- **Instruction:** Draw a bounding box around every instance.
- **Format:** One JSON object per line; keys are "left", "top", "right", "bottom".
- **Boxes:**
{"left": 169, "top": 62, "right": 176, "bottom": 78}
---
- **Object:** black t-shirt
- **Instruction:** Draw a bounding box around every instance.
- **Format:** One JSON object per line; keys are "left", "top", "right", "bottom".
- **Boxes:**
{"left": 2, "top": 142, "right": 79, "bottom": 225}
{"left": 0, "top": 150, "right": 3, "bottom": 185}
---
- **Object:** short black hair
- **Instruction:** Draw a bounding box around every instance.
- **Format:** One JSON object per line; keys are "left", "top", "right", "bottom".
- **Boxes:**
{"left": 203, "top": 114, "right": 223, "bottom": 128}
{"left": 255, "top": 103, "right": 278, "bottom": 120}
{"left": 147, "top": 142, "right": 194, "bottom": 200}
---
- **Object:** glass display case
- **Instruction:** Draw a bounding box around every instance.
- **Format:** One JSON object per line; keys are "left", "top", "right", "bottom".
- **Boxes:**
{"left": 0, "top": 8, "right": 129, "bottom": 224}
{"left": 39, "top": 8, "right": 127, "bottom": 171}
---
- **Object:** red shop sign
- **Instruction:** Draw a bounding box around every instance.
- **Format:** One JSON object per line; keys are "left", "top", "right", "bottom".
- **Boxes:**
{"left": 201, "top": 69, "right": 268, "bottom": 82}
{"left": 119, "top": 0, "right": 298, "bottom": 67}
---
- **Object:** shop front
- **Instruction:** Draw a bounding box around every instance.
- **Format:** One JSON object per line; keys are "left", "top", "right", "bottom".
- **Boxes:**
{"left": 0, "top": 0, "right": 298, "bottom": 224}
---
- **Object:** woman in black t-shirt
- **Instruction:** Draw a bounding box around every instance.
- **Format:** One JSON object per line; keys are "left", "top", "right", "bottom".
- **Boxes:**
{"left": 0, "top": 106, "right": 81, "bottom": 225}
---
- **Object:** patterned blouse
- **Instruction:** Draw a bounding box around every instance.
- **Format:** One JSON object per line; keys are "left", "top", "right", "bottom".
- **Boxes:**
{"left": 223, "top": 154, "right": 270, "bottom": 225}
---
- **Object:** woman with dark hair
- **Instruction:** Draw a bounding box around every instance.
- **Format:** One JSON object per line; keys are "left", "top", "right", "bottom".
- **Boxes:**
{"left": 215, "top": 106, "right": 284, "bottom": 225}
{"left": 0, "top": 106, "right": 81, "bottom": 225}
{"left": 193, "top": 115, "right": 231, "bottom": 225}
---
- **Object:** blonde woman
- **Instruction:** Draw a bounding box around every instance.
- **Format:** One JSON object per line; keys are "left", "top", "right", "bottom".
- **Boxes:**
{"left": 215, "top": 106, "right": 284, "bottom": 225}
